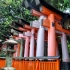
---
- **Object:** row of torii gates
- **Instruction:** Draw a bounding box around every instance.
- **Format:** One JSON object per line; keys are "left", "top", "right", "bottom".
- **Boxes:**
{"left": 0, "top": 0, "right": 70, "bottom": 70}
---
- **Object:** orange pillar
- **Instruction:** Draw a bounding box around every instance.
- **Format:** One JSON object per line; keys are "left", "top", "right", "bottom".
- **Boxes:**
{"left": 13, "top": 45, "right": 18, "bottom": 57}
{"left": 13, "top": 37, "right": 20, "bottom": 57}
{"left": 17, "top": 43, "right": 20, "bottom": 57}
{"left": 13, "top": 43, "right": 20, "bottom": 57}
{"left": 48, "top": 14, "right": 56, "bottom": 56}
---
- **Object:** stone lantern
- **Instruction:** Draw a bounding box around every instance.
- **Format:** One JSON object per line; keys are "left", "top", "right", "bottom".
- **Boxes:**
{"left": 1, "top": 36, "right": 18, "bottom": 70}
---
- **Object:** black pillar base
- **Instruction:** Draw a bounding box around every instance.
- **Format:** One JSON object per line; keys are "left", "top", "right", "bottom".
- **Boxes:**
{"left": 62, "top": 62, "right": 70, "bottom": 70}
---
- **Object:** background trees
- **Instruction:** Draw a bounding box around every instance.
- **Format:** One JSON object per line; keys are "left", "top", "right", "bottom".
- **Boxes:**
{"left": 0, "top": 0, "right": 36, "bottom": 40}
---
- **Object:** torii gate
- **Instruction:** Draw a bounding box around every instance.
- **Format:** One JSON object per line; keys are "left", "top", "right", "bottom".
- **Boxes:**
{"left": 23, "top": 0, "right": 70, "bottom": 70}
{"left": 11, "top": 19, "right": 61, "bottom": 57}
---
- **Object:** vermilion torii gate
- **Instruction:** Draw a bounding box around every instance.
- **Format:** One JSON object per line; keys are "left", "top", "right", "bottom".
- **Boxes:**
{"left": 11, "top": 19, "right": 61, "bottom": 56}
{"left": 0, "top": 16, "right": 60, "bottom": 70}
{"left": 23, "top": 0, "right": 70, "bottom": 70}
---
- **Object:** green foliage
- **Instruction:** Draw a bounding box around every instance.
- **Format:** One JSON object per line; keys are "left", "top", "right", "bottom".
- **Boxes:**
{"left": 0, "top": 51, "right": 6, "bottom": 57}
{"left": 46, "top": 0, "right": 70, "bottom": 11}
{"left": 0, "top": 0, "right": 37, "bottom": 40}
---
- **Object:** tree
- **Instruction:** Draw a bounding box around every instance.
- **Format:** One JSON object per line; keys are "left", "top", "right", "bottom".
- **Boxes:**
{"left": 0, "top": 0, "right": 37, "bottom": 40}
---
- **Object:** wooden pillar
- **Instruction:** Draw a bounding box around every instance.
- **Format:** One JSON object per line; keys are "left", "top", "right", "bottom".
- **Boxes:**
{"left": 24, "top": 37, "right": 29, "bottom": 57}
{"left": 48, "top": 14, "right": 56, "bottom": 56}
{"left": 61, "top": 33, "right": 69, "bottom": 62}
{"left": 29, "top": 29, "right": 35, "bottom": 58}
{"left": 61, "top": 32, "right": 70, "bottom": 70}
{"left": 36, "top": 16, "right": 45, "bottom": 58}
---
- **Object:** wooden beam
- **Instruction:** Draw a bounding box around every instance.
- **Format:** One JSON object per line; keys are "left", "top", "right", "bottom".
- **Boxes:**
{"left": 43, "top": 18, "right": 70, "bottom": 34}
{"left": 31, "top": 9, "right": 45, "bottom": 17}
{"left": 40, "top": 6, "right": 62, "bottom": 20}
{"left": 18, "top": 27, "right": 30, "bottom": 32}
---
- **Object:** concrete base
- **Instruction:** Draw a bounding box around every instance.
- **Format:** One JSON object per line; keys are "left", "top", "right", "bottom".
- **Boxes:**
{"left": 62, "top": 62, "right": 70, "bottom": 70}
{"left": 1, "top": 67, "right": 16, "bottom": 70}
